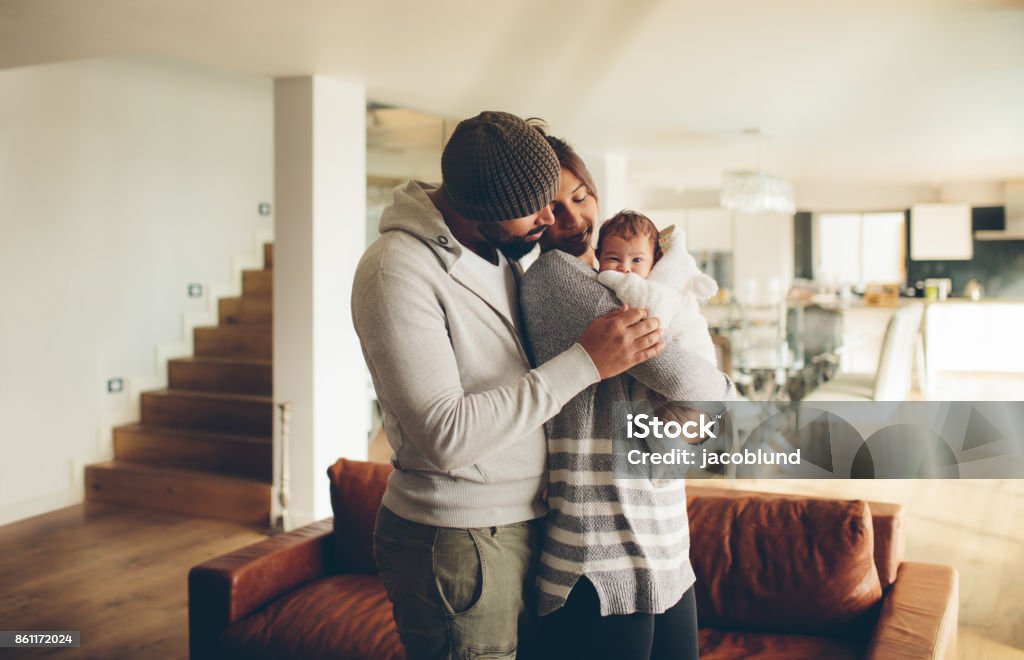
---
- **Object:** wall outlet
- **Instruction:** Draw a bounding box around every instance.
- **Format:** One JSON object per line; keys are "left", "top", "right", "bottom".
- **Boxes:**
{"left": 107, "top": 378, "right": 124, "bottom": 393}
{"left": 188, "top": 283, "right": 203, "bottom": 298}
{"left": 258, "top": 202, "right": 272, "bottom": 216}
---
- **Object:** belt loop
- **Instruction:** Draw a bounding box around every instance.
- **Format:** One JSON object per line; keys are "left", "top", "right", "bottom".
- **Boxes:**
{"left": 490, "top": 526, "right": 498, "bottom": 537}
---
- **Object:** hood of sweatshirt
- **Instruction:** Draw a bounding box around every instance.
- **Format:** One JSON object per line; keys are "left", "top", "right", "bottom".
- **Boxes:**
{"left": 378, "top": 180, "right": 463, "bottom": 269}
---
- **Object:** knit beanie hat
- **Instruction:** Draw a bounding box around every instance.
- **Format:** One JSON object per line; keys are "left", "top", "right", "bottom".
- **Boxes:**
{"left": 441, "top": 111, "right": 560, "bottom": 222}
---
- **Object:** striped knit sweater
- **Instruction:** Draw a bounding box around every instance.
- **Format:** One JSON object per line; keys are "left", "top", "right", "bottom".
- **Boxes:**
{"left": 520, "top": 250, "right": 733, "bottom": 616}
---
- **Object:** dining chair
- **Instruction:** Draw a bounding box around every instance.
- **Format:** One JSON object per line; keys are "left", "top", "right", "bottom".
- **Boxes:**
{"left": 787, "top": 304, "right": 844, "bottom": 396}
{"left": 803, "top": 302, "right": 925, "bottom": 401}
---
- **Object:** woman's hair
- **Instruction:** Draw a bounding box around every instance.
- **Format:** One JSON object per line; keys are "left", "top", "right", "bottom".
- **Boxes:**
{"left": 596, "top": 210, "right": 663, "bottom": 261}
{"left": 526, "top": 119, "right": 598, "bottom": 201}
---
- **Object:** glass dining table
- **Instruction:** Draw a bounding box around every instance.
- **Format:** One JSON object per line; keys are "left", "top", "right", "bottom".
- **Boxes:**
{"left": 709, "top": 300, "right": 843, "bottom": 401}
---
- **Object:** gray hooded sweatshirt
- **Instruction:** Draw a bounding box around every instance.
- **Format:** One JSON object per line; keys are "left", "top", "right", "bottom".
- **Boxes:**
{"left": 351, "top": 181, "right": 601, "bottom": 528}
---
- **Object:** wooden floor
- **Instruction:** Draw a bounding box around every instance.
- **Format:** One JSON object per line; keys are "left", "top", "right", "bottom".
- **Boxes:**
{"left": 702, "top": 479, "right": 1024, "bottom": 659}
{"left": 2, "top": 481, "right": 1023, "bottom": 659}
{"left": 0, "top": 503, "right": 265, "bottom": 659}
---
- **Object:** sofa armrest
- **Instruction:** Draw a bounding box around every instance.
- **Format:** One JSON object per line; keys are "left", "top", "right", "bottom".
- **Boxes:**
{"left": 865, "top": 562, "right": 958, "bottom": 660}
{"left": 188, "top": 519, "right": 335, "bottom": 660}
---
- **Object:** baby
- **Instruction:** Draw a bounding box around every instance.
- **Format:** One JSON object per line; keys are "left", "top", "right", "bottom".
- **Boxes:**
{"left": 595, "top": 211, "right": 723, "bottom": 443}
{"left": 595, "top": 210, "right": 718, "bottom": 367}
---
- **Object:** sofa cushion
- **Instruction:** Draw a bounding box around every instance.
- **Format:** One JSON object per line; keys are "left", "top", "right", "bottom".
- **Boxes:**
{"left": 687, "top": 494, "right": 883, "bottom": 633}
{"left": 686, "top": 485, "right": 905, "bottom": 591}
{"left": 699, "top": 628, "right": 863, "bottom": 659}
{"left": 220, "top": 574, "right": 402, "bottom": 660}
{"left": 327, "top": 459, "right": 393, "bottom": 574}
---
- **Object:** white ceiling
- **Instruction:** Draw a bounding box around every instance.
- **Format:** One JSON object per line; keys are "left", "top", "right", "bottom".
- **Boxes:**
{"left": 2, "top": 0, "right": 1023, "bottom": 192}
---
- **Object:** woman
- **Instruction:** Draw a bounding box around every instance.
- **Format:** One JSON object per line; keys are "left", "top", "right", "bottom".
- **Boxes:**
{"left": 536, "top": 132, "right": 599, "bottom": 271}
{"left": 521, "top": 125, "right": 733, "bottom": 660}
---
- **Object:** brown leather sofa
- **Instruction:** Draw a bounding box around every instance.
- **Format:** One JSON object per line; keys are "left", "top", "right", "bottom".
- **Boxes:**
{"left": 189, "top": 460, "right": 958, "bottom": 659}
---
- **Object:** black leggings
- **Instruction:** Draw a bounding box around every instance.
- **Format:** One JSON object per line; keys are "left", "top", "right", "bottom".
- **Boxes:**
{"left": 537, "top": 577, "right": 700, "bottom": 660}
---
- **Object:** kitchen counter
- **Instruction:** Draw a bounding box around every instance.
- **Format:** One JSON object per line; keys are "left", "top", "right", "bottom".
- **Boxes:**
{"left": 921, "top": 297, "right": 1024, "bottom": 305}
{"left": 801, "top": 295, "right": 1024, "bottom": 308}
{"left": 702, "top": 296, "right": 1024, "bottom": 316}
{"left": 702, "top": 296, "right": 1024, "bottom": 376}
{"left": 924, "top": 302, "right": 1024, "bottom": 374}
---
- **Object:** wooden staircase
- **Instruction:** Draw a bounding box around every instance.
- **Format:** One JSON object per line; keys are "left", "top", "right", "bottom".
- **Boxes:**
{"left": 85, "top": 243, "right": 274, "bottom": 525}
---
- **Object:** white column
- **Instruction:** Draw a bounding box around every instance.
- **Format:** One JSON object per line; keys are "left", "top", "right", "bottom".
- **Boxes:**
{"left": 274, "top": 76, "right": 368, "bottom": 528}
{"left": 585, "top": 151, "right": 630, "bottom": 219}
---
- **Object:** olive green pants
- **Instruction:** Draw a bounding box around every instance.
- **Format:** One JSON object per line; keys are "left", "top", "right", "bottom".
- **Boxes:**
{"left": 373, "top": 506, "right": 542, "bottom": 660}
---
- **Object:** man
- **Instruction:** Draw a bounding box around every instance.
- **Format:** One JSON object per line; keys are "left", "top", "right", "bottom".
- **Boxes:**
{"left": 351, "top": 111, "right": 663, "bottom": 660}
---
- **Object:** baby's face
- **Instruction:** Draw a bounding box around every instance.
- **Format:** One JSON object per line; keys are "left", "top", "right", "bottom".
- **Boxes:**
{"left": 597, "top": 235, "right": 655, "bottom": 278}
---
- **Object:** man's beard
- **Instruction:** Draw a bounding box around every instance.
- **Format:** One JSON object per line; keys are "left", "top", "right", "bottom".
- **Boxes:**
{"left": 544, "top": 226, "right": 592, "bottom": 257}
{"left": 477, "top": 224, "right": 544, "bottom": 262}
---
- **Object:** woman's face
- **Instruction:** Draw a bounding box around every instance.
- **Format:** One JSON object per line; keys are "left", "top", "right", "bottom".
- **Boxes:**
{"left": 538, "top": 167, "right": 598, "bottom": 259}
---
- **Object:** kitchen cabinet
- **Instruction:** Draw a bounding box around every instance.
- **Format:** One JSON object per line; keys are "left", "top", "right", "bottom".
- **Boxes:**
{"left": 646, "top": 208, "right": 792, "bottom": 289}
{"left": 646, "top": 208, "right": 732, "bottom": 252}
{"left": 910, "top": 203, "right": 973, "bottom": 260}
{"left": 733, "top": 211, "right": 794, "bottom": 291}
{"left": 646, "top": 209, "right": 686, "bottom": 234}
{"left": 685, "top": 208, "right": 733, "bottom": 252}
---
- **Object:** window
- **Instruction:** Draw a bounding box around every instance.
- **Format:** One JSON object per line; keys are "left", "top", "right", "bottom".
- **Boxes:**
{"left": 814, "top": 212, "right": 904, "bottom": 288}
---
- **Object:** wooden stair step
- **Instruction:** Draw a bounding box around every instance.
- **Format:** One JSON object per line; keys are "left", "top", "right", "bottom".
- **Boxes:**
{"left": 113, "top": 423, "right": 271, "bottom": 481}
{"left": 168, "top": 357, "right": 271, "bottom": 396}
{"left": 242, "top": 269, "right": 272, "bottom": 297}
{"left": 194, "top": 325, "right": 271, "bottom": 360}
{"left": 264, "top": 243, "right": 273, "bottom": 270}
{"left": 218, "top": 296, "right": 272, "bottom": 325}
{"left": 85, "top": 461, "right": 270, "bottom": 525}
{"left": 140, "top": 389, "right": 272, "bottom": 436}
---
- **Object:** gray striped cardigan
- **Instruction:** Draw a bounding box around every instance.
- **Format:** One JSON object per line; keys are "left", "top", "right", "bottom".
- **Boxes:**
{"left": 520, "top": 250, "right": 733, "bottom": 616}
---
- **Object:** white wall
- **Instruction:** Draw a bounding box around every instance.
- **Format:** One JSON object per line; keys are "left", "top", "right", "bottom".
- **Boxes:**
{"left": 0, "top": 55, "right": 273, "bottom": 525}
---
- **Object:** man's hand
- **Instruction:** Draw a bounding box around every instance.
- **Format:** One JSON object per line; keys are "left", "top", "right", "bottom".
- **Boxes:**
{"left": 578, "top": 306, "right": 664, "bottom": 379}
